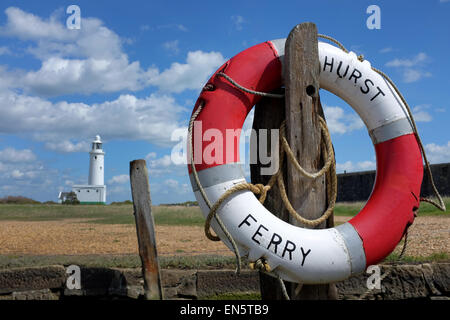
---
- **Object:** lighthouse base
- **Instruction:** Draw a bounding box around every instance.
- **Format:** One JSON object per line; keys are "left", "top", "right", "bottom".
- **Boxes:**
{"left": 72, "top": 185, "right": 106, "bottom": 205}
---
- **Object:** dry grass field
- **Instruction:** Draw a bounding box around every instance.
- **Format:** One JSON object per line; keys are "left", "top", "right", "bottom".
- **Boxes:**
{"left": 0, "top": 201, "right": 448, "bottom": 266}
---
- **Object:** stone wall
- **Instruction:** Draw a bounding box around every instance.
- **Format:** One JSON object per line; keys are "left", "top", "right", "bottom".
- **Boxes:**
{"left": 337, "top": 162, "right": 450, "bottom": 202}
{"left": 0, "top": 263, "right": 449, "bottom": 300}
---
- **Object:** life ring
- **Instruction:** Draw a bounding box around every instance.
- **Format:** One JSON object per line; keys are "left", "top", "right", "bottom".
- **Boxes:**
{"left": 188, "top": 39, "right": 423, "bottom": 284}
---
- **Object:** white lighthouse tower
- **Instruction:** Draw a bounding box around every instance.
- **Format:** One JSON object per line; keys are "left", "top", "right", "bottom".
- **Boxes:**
{"left": 88, "top": 135, "right": 105, "bottom": 186}
{"left": 71, "top": 135, "right": 107, "bottom": 204}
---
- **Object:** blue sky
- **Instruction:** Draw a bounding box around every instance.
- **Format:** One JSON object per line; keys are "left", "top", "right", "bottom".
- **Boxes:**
{"left": 0, "top": 0, "right": 449, "bottom": 204}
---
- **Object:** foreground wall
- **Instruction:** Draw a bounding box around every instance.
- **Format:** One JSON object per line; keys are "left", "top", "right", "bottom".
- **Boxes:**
{"left": 337, "top": 162, "right": 450, "bottom": 202}
{"left": 0, "top": 263, "right": 448, "bottom": 300}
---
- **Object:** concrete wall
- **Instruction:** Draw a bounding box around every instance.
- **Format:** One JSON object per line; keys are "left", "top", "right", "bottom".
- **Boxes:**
{"left": 337, "top": 162, "right": 450, "bottom": 202}
{"left": 0, "top": 264, "right": 449, "bottom": 300}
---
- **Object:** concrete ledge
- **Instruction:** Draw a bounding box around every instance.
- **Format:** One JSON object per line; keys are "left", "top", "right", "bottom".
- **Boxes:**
{"left": 0, "top": 263, "right": 448, "bottom": 300}
{"left": 0, "top": 265, "right": 65, "bottom": 294}
{"left": 197, "top": 270, "right": 260, "bottom": 298}
{"left": 335, "top": 263, "right": 450, "bottom": 300}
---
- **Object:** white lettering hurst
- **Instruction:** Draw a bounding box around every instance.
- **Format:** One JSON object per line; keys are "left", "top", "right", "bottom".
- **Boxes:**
{"left": 322, "top": 55, "right": 385, "bottom": 101}
{"left": 238, "top": 214, "right": 312, "bottom": 266}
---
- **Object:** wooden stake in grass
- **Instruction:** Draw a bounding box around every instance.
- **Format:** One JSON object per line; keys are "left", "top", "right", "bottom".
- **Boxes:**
{"left": 130, "top": 159, "right": 163, "bottom": 300}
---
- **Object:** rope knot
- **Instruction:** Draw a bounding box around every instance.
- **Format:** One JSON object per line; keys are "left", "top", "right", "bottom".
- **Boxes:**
{"left": 249, "top": 258, "right": 271, "bottom": 272}
{"left": 357, "top": 54, "right": 365, "bottom": 62}
{"left": 253, "top": 183, "right": 271, "bottom": 204}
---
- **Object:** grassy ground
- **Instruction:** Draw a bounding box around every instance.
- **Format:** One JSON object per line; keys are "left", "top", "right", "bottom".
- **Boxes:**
{"left": 0, "top": 197, "right": 448, "bottom": 227}
{"left": 0, "top": 251, "right": 447, "bottom": 270}
{"left": 0, "top": 204, "right": 204, "bottom": 226}
{"left": 0, "top": 200, "right": 447, "bottom": 270}
{"left": 0, "top": 254, "right": 242, "bottom": 270}
{"left": 333, "top": 197, "right": 450, "bottom": 217}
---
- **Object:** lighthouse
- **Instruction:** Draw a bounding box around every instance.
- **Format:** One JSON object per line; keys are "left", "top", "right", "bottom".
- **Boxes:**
{"left": 71, "top": 135, "right": 107, "bottom": 204}
{"left": 88, "top": 135, "right": 105, "bottom": 186}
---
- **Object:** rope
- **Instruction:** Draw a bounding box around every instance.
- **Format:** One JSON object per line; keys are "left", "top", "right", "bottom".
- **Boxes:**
{"left": 204, "top": 183, "right": 271, "bottom": 241}
{"left": 277, "top": 118, "right": 337, "bottom": 227}
{"left": 280, "top": 119, "right": 334, "bottom": 179}
{"left": 216, "top": 72, "right": 285, "bottom": 99}
{"left": 203, "top": 116, "right": 337, "bottom": 241}
{"left": 249, "top": 258, "right": 290, "bottom": 300}
{"left": 317, "top": 34, "right": 348, "bottom": 52}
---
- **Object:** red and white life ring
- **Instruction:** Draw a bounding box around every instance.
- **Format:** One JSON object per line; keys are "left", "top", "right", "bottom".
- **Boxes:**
{"left": 188, "top": 39, "right": 423, "bottom": 284}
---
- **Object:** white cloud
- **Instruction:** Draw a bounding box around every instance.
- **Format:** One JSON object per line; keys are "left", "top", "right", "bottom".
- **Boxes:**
{"left": 147, "top": 50, "right": 225, "bottom": 93}
{"left": 108, "top": 185, "right": 128, "bottom": 194}
{"left": 0, "top": 90, "right": 185, "bottom": 148}
{"left": 0, "top": 8, "right": 222, "bottom": 154}
{"left": 148, "top": 154, "right": 172, "bottom": 167}
{"left": 108, "top": 174, "right": 129, "bottom": 185}
{"left": 44, "top": 140, "right": 88, "bottom": 153}
{"left": 163, "top": 40, "right": 180, "bottom": 55}
{"left": 146, "top": 152, "right": 157, "bottom": 159}
{"left": 140, "top": 24, "right": 188, "bottom": 32}
{"left": 0, "top": 7, "right": 153, "bottom": 96}
{"left": 386, "top": 53, "right": 428, "bottom": 68}
{"left": 0, "top": 7, "right": 123, "bottom": 59}
{"left": 156, "top": 24, "right": 188, "bottom": 32}
{"left": 336, "top": 160, "right": 376, "bottom": 173}
{"left": 164, "top": 178, "right": 179, "bottom": 189}
{"left": 177, "top": 25, "right": 188, "bottom": 32}
{"left": 385, "top": 52, "right": 431, "bottom": 83}
{"left": 0, "top": 46, "right": 11, "bottom": 55}
{"left": 0, "top": 66, "right": 21, "bottom": 91}
{"left": 323, "top": 106, "right": 364, "bottom": 134}
{"left": 0, "top": 7, "right": 67, "bottom": 41}
{"left": 0, "top": 148, "right": 76, "bottom": 202}
{"left": 402, "top": 69, "right": 432, "bottom": 83}
{"left": 147, "top": 153, "right": 186, "bottom": 177}
{"left": 231, "top": 15, "right": 245, "bottom": 31}
{"left": 0, "top": 8, "right": 218, "bottom": 97}
{"left": 412, "top": 104, "right": 432, "bottom": 122}
{"left": 0, "top": 147, "right": 36, "bottom": 162}
{"left": 162, "top": 179, "right": 190, "bottom": 194}
{"left": 0, "top": 148, "right": 49, "bottom": 185}
{"left": 424, "top": 141, "right": 450, "bottom": 163}
{"left": 379, "top": 47, "right": 393, "bottom": 54}
{"left": 11, "top": 169, "right": 24, "bottom": 179}
{"left": 22, "top": 56, "right": 152, "bottom": 96}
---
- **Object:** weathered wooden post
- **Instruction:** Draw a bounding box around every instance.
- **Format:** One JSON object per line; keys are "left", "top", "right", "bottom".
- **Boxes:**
{"left": 130, "top": 159, "right": 163, "bottom": 300}
{"left": 251, "top": 90, "right": 287, "bottom": 300}
{"left": 251, "top": 23, "right": 337, "bottom": 300}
